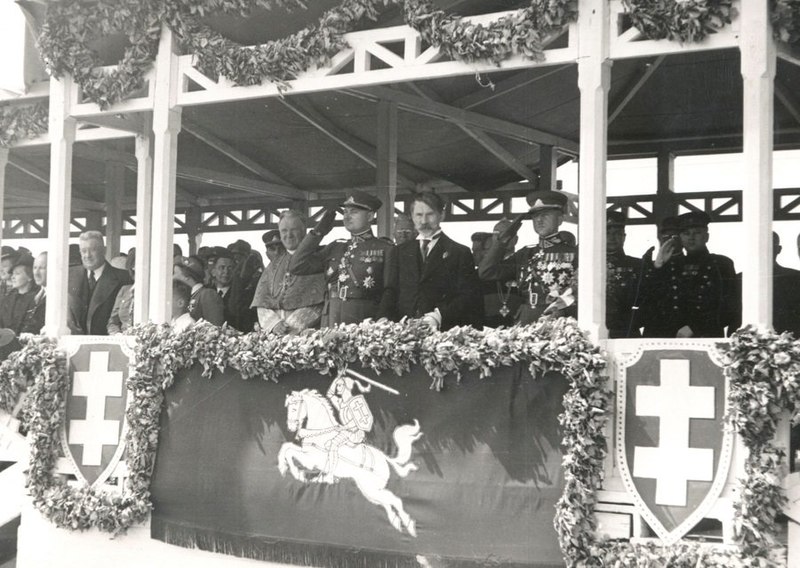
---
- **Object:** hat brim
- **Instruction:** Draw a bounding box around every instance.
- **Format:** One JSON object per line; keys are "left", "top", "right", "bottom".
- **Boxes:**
{"left": 528, "top": 204, "right": 563, "bottom": 213}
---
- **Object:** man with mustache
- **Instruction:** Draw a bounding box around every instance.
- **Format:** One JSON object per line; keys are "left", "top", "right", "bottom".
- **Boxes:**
{"left": 395, "top": 192, "right": 482, "bottom": 330}
{"left": 479, "top": 190, "right": 577, "bottom": 325}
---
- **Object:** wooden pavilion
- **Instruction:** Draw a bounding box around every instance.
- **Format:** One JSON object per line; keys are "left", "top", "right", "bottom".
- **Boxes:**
{"left": 0, "top": 0, "right": 798, "bottom": 566}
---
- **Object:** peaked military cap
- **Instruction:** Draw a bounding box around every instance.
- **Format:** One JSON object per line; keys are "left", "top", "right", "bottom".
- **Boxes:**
{"left": 0, "top": 246, "right": 16, "bottom": 261}
{"left": 174, "top": 255, "right": 205, "bottom": 283}
{"left": 228, "top": 239, "right": 251, "bottom": 255}
{"left": 526, "top": 190, "right": 568, "bottom": 213}
{"left": 262, "top": 230, "right": 281, "bottom": 247}
{"left": 607, "top": 210, "right": 627, "bottom": 227}
{"left": 658, "top": 216, "right": 680, "bottom": 233}
{"left": 343, "top": 190, "right": 382, "bottom": 212}
{"left": 678, "top": 211, "right": 711, "bottom": 230}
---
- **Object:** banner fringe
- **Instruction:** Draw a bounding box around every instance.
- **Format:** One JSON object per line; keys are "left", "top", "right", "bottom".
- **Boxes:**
{"left": 152, "top": 518, "right": 421, "bottom": 568}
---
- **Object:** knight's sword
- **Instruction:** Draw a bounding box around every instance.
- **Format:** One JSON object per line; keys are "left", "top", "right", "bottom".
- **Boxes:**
{"left": 345, "top": 369, "right": 400, "bottom": 396}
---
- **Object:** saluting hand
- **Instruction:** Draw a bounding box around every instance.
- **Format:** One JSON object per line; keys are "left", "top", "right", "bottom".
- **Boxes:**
{"left": 315, "top": 208, "right": 338, "bottom": 237}
{"left": 498, "top": 212, "right": 527, "bottom": 244}
{"left": 655, "top": 235, "right": 680, "bottom": 268}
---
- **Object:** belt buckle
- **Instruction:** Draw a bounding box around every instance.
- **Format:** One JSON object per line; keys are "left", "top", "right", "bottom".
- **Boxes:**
{"left": 528, "top": 290, "right": 538, "bottom": 307}
{"left": 338, "top": 284, "right": 348, "bottom": 301}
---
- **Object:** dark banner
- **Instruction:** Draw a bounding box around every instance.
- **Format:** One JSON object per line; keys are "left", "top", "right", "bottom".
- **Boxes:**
{"left": 150, "top": 363, "right": 567, "bottom": 567}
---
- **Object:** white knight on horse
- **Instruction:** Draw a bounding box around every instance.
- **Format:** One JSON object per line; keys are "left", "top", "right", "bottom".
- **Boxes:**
{"left": 323, "top": 374, "right": 373, "bottom": 482}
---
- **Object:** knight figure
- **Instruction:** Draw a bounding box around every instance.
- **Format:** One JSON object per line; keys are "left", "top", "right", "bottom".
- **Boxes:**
{"left": 322, "top": 374, "right": 374, "bottom": 482}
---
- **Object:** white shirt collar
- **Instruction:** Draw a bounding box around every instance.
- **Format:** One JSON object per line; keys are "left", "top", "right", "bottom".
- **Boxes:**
{"left": 416, "top": 230, "right": 442, "bottom": 242}
{"left": 88, "top": 263, "right": 106, "bottom": 280}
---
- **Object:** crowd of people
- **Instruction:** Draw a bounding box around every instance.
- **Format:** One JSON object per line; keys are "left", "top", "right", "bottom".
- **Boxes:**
{"left": 1, "top": 189, "right": 798, "bottom": 343}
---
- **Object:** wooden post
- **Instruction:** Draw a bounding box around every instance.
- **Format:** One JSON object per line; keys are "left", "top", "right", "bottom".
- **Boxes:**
{"left": 185, "top": 206, "right": 201, "bottom": 256}
{"left": 375, "top": 100, "right": 398, "bottom": 238}
{"left": 539, "top": 145, "right": 558, "bottom": 191}
{"left": 133, "top": 116, "right": 153, "bottom": 324}
{"left": 148, "top": 25, "right": 182, "bottom": 324}
{"left": 0, "top": 148, "right": 7, "bottom": 250}
{"left": 576, "top": 0, "right": 611, "bottom": 341}
{"left": 104, "top": 148, "right": 125, "bottom": 257}
{"left": 654, "top": 149, "right": 676, "bottom": 221}
{"left": 44, "top": 75, "right": 77, "bottom": 337}
{"left": 740, "top": 0, "right": 775, "bottom": 328}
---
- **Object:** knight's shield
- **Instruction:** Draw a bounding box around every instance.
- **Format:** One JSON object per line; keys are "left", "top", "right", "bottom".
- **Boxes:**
{"left": 617, "top": 346, "right": 733, "bottom": 544}
{"left": 342, "top": 395, "right": 373, "bottom": 431}
{"left": 61, "top": 341, "right": 130, "bottom": 486}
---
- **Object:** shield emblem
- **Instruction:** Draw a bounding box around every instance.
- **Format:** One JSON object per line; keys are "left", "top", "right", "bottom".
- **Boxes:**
{"left": 60, "top": 342, "right": 130, "bottom": 486}
{"left": 616, "top": 345, "right": 733, "bottom": 544}
{"left": 342, "top": 395, "right": 373, "bottom": 431}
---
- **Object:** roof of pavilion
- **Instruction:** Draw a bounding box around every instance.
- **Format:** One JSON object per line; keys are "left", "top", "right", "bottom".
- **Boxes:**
{"left": 4, "top": 0, "right": 800, "bottom": 224}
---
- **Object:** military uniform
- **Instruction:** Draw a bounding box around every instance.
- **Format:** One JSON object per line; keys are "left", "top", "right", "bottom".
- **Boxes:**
{"left": 641, "top": 250, "right": 738, "bottom": 337}
{"left": 290, "top": 230, "right": 397, "bottom": 327}
{"left": 605, "top": 211, "right": 644, "bottom": 338}
{"left": 607, "top": 252, "right": 643, "bottom": 338}
{"left": 480, "top": 233, "right": 577, "bottom": 325}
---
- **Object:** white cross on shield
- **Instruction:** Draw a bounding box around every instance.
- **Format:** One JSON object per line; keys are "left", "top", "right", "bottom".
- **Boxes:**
{"left": 616, "top": 346, "right": 733, "bottom": 544}
{"left": 60, "top": 341, "right": 131, "bottom": 487}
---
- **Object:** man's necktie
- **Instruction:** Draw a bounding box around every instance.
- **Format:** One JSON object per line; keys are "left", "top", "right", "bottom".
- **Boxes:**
{"left": 88, "top": 270, "right": 97, "bottom": 296}
{"left": 421, "top": 239, "right": 431, "bottom": 260}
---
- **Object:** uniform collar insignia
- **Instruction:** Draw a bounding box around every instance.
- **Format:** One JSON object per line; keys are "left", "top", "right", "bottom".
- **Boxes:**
{"left": 541, "top": 233, "right": 562, "bottom": 248}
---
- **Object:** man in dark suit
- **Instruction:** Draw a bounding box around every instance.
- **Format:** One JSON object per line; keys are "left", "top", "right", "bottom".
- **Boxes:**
{"left": 214, "top": 249, "right": 255, "bottom": 331}
{"left": 67, "top": 231, "right": 131, "bottom": 335}
{"left": 396, "top": 192, "right": 482, "bottom": 330}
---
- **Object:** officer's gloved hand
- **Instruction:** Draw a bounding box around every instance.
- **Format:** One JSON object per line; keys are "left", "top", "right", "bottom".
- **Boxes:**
{"left": 315, "top": 208, "right": 338, "bottom": 237}
{"left": 497, "top": 212, "right": 526, "bottom": 244}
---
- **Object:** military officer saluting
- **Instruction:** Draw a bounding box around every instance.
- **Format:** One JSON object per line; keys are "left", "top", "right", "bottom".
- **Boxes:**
{"left": 479, "top": 190, "right": 577, "bottom": 324}
{"left": 606, "top": 211, "right": 643, "bottom": 338}
{"left": 289, "top": 190, "right": 397, "bottom": 327}
{"left": 641, "top": 211, "right": 738, "bottom": 338}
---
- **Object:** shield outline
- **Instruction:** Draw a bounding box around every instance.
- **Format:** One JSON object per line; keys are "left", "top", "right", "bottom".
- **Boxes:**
{"left": 59, "top": 335, "right": 136, "bottom": 488}
{"left": 615, "top": 340, "right": 734, "bottom": 544}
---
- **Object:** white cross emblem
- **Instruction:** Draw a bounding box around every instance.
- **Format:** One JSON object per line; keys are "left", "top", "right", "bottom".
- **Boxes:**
{"left": 632, "top": 359, "right": 715, "bottom": 507}
{"left": 68, "top": 351, "right": 124, "bottom": 467}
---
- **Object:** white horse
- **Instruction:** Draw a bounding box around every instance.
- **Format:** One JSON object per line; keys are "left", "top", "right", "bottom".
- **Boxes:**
{"left": 277, "top": 389, "right": 422, "bottom": 537}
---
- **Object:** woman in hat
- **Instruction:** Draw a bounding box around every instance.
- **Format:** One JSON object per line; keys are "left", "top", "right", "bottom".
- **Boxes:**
{"left": 0, "top": 254, "right": 40, "bottom": 335}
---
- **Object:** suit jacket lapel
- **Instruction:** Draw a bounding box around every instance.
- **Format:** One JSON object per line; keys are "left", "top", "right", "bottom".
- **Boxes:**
{"left": 88, "top": 264, "right": 115, "bottom": 321}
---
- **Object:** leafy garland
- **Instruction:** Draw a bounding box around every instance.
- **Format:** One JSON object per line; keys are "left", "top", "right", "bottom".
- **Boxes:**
{"left": 771, "top": 0, "right": 800, "bottom": 46}
{"left": 2, "top": 320, "right": 798, "bottom": 565}
{"left": 2, "top": 318, "right": 611, "bottom": 538}
{"left": 403, "top": 0, "right": 578, "bottom": 65}
{"left": 621, "top": 0, "right": 736, "bottom": 44}
{"left": 0, "top": 102, "right": 49, "bottom": 148}
{"left": 719, "top": 325, "right": 800, "bottom": 565}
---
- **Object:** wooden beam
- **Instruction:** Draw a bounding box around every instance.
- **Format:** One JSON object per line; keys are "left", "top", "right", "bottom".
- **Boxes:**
{"left": 182, "top": 119, "right": 297, "bottom": 187}
{"left": 459, "top": 126, "right": 538, "bottom": 181}
{"left": 7, "top": 156, "right": 49, "bottom": 185}
{"left": 608, "top": 56, "right": 664, "bottom": 125}
{"left": 79, "top": 114, "right": 144, "bottom": 134}
{"left": 347, "top": 86, "right": 578, "bottom": 153}
{"left": 453, "top": 65, "right": 572, "bottom": 110}
{"left": 73, "top": 143, "right": 302, "bottom": 199}
{"left": 776, "top": 80, "right": 800, "bottom": 127}
{"left": 406, "top": 82, "right": 538, "bottom": 183}
{"left": 176, "top": 166, "right": 301, "bottom": 199}
{"left": 278, "top": 97, "right": 416, "bottom": 188}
